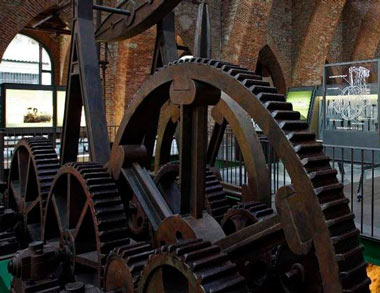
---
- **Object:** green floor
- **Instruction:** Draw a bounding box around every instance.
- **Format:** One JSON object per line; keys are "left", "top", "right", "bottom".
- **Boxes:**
{"left": 0, "top": 259, "right": 11, "bottom": 292}
{"left": 361, "top": 236, "right": 380, "bottom": 267}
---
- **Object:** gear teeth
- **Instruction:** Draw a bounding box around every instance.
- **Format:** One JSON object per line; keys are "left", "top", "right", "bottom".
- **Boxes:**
{"left": 256, "top": 92, "right": 286, "bottom": 103}
{"left": 279, "top": 120, "right": 309, "bottom": 131}
{"left": 272, "top": 110, "right": 300, "bottom": 120}
{"left": 314, "top": 183, "right": 344, "bottom": 203}
{"left": 301, "top": 155, "right": 331, "bottom": 172}
{"left": 61, "top": 162, "right": 129, "bottom": 262}
{"left": 287, "top": 131, "right": 316, "bottom": 143}
{"left": 140, "top": 240, "right": 246, "bottom": 293}
{"left": 7, "top": 136, "right": 59, "bottom": 246}
{"left": 331, "top": 228, "right": 360, "bottom": 245}
{"left": 265, "top": 101, "right": 293, "bottom": 111}
{"left": 105, "top": 242, "right": 154, "bottom": 290}
{"left": 236, "top": 73, "right": 263, "bottom": 81}
{"left": 250, "top": 85, "right": 277, "bottom": 95}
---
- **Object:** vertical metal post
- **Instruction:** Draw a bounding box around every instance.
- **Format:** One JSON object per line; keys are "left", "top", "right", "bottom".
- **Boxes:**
{"left": 377, "top": 60, "right": 380, "bottom": 145}
{"left": 61, "top": 0, "right": 110, "bottom": 165}
{"left": 178, "top": 0, "right": 213, "bottom": 219}
{"left": 0, "top": 130, "right": 4, "bottom": 182}
{"left": 52, "top": 86, "right": 57, "bottom": 147}
{"left": 322, "top": 65, "right": 327, "bottom": 140}
{"left": 96, "top": 0, "right": 103, "bottom": 58}
{"left": 39, "top": 44, "right": 43, "bottom": 85}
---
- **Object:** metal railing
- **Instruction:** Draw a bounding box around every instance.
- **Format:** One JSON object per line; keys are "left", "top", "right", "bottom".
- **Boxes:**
{"left": 213, "top": 126, "right": 380, "bottom": 240}
{"left": 1, "top": 125, "right": 380, "bottom": 241}
{"left": 0, "top": 126, "right": 119, "bottom": 180}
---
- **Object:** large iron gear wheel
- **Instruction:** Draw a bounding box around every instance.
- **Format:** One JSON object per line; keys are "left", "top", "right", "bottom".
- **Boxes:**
{"left": 138, "top": 239, "right": 246, "bottom": 293}
{"left": 7, "top": 136, "right": 59, "bottom": 244}
{"left": 43, "top": 162, "right": 131, "bottom": 287}
{"left": 110, "top": 58, "right": 370, "bottom": 292}
{"left": 104, "top": 242, "right": 154, "bottom": 292}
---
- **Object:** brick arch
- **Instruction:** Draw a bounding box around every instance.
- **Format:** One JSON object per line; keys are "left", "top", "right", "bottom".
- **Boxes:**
{"left": 0, "top": 0, "right": 59, "bottom": 60}
{"left": 256, "top": 45, "right": 286, "bottom": 94}
{"left": 292, "top": 0, "right": 346, "bottom": 86}
{"left": 222, "top": 0, "right": 273, "bottom": 70}
{"left": 174, "top": 0, "right": 222, "bottom": 59}
{"left": 351, "top": 1, "right": 380, "bottom": 61}
{"left": 266, "top": 36, "right": 291, "bottom": 89}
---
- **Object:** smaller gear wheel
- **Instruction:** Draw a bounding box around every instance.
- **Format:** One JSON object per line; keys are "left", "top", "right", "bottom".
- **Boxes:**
{"left": 221, "top": 201, "right": 274, "bottom": 235}
{"left": 7, "top": 136, "right": 59, "bottom": 244}
{"left": 43, "top": 162, "right": 131, "bottom": 287}
{"left": 104, "top": 242, "right": 154, "bottom": 292}
{"left": 138, "top": 239, "right": 246, "bottom": 293}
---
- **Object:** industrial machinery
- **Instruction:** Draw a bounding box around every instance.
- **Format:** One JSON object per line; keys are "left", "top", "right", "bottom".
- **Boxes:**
{"left": 3, "top": 0, "right": 370, "bottom": 292}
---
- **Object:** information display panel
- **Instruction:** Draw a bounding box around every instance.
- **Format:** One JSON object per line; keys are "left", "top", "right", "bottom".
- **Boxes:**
{"left": 286, "top": 90, "right": 313, "bottom": 120}
{"left": 322, "top": 59, "right": 380, "bottom": 154}
{"left": 5, "top": 88, "right": 53, "bottom": 128}
{"left": 324, "top": 61, "right": 378, "bottom": 133}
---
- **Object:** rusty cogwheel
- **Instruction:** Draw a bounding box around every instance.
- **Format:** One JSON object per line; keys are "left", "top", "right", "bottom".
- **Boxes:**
{"left": 138, "top": 239, "right": 246, "bottom": 293}
{"left": 43, "top": 162, "right": 131, "bottom": 287}
{"left": 110, "top": 58, "right": 370, "bottom": 292}
{"left": 104, "top": 242, "right": 154, "bottom": 292}
{"left": 221, "top": 201, "right": 274, "bottom": 235}
{"left": 7, "top": 136, "right": 59, "bottom": 243}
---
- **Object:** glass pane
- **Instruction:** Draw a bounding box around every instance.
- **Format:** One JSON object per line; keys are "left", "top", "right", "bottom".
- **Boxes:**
{"left": 57, "top": 91, "right": 86, "bottom": 127}
{"left": 5, "top": 89, "right": 53, "bottom": 128}
{"left": 286, "top": 90, "right": 313, "bottom": 120}
{"left": 324, "top": 61, "right": 378, "bottom": 133}
{"left": 0, "top": 34, "right": 40, "bottom": 84}
{"left": 42, "top": 48, "right": 52, "bottom": 71}
{"left": 2, "top": 34, "right": 39, "bottom": 63}
{"left": 42, "top": 72, "right": 52, "bottom": 85}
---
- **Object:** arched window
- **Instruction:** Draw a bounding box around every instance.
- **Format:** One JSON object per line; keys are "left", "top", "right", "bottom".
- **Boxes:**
{"left": 0, "top": 34, "right": 53, "bottom": 85}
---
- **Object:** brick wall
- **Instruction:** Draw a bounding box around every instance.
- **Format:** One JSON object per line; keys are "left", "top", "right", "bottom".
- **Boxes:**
{"left": 0, "top": 0, "right": 59, "bottom": 59}
{"left": 3, "top": 0, "right": 380, "bottom": 124}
